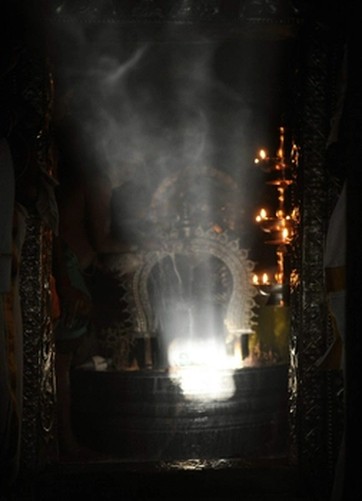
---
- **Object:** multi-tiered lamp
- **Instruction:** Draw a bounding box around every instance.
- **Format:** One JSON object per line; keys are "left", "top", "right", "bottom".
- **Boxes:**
{"left": 253, "top": 126, "right": 299, "bottom": 305}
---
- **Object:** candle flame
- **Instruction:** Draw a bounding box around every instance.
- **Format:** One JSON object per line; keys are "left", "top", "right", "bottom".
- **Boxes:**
{"left": 255, "top": 149, "right": 268, "bottom": 164}
{"left": 252, "top": 273, "right": 270, "bottom": 285}
{"left": 255, "top": 208, "right": 267, "bottom": 222}
{"left": 259, "top": 149, "right": 267, "bottom": 159}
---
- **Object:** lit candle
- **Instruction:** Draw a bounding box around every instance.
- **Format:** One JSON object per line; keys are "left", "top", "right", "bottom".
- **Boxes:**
{"left": 259, "top": 149, "right": 267, "bottom": 159}
{"left": 255, "top": 208, "right": 267, "bottom": 222}
{"left": 254, "top": 149, "right": 267, "bottom": 164}
{"left": 282, "top": 227, "right": 289, "bottom": 242}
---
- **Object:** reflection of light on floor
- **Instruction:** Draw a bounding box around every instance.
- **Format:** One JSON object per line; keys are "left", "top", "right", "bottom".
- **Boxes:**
{"left": 159, "top": 458, "right": 236, "bottom": 471}
{"left": 168, "top": 338, "right": 239, "bottom": 401}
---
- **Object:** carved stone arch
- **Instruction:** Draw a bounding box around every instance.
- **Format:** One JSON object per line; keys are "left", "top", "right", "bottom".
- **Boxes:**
{"left": 132, "top": 227, "right": 257, "bottom": 339}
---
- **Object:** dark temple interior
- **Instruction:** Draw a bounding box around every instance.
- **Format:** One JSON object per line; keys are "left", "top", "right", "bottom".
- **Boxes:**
{"left": 1, "top": 1, "right": 362, "bottom": 500}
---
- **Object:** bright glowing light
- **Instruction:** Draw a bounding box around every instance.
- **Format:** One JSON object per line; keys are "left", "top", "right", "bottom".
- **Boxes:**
{"left": 262, "top": 273, "right": 269, "bottom": 284}
{"left": 259, "top": 149, "right": 267, "bottom": 159}
{"left": 255, "top": 208, "right": 267, "bottom": 222}
{"left": 282, "top": 227, "right": 289, "bottom": 241}
{"left": 254, "top": 149, "right": 267, "bottom": 164}
{"left": 170, "top": 366, "right": 236, "bottom": 401}
{"left": 168, "top": 338, "right": 238, "bottom": 401}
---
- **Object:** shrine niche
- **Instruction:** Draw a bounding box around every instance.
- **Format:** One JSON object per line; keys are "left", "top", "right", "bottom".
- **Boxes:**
{"left": 68, "top": 142, "right": 291, "bottom": 461}
{"left": 43, "top": 1, "right": 299, "bottom": 462}
{"left": 6, "top": 2, "right": 348, "bottom": 499}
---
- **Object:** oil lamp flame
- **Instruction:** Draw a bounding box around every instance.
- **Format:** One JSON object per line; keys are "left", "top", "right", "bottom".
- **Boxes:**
{"left": 252, "top": 272, "right": 270, "bottom": 285}
{"left": 255, "top": 208, "right": 267, "bottom": 222}
{"left": 254, "top": 149, "right": 267, "bottom": 164}
{"left": 253, "top": 126, "right": 298, "bottom": 288}
{"left": 259, "top": 149, "right": 267, "bottom": 159}
{"left": 262, "top": 272, "right": 269, "bottom": 284}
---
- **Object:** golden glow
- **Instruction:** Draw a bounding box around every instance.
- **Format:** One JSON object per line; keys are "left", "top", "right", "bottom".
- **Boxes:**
{"left": 252, "top": 272, "right": 271, "bottom": 285}
{"left": 262, "top": 272, "right": 269, "bottom": 284}
{"left": 254, "top": 127, "right": 299, "bottom": 287}
{"left": 259, "top": 149, "right": 267, "bottom": 159}
{"left": 275, "top": 271, "right": 283, "bottom": 284}
{"left": 255, "top": 208, "right": 267, "bottom": 222}
{"left": 254, "top": 149, "right": 267, "bottom": 164}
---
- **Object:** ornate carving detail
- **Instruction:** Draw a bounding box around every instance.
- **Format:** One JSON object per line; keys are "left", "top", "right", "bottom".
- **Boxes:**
{"left": 20, "top": 220, "right": 56, "bottom": 471}
{"left": 239, "top": 0, "right": 301, "bottom": 19}
{"left": 131, "top": 0, "right": 165, "bottom": 20}
{"left": 15, "top": 44, "right": 58, "bottom": 472}
{"left": 132, "top": 227, "right": 257, "bottom": 337}
{"left": 20, "top": 216, "right": 44, "bottom": 471}
{"left": 15, "top": 2, "right": 345, "bottom": 491}
{"left": 238, "top": 0, "right": 303, "bottom": 39}
{"left": 20, "top": 215, "right": 56, "bottom": 471}
{"left": 51, "top": 0, "right": 121, "bottom": 21}
{"left": 167, "top": 0, "right": 220, "bottom": 20}
{"left": 51, "top": 0, "right": 219, "bottom": 21}
{"left": 49, "top": 0, "right": 302, "bottom": 31}
{"left": 291, "top": 20, "right": 345, "bottom": 494}
{"left": 38, "top": 228, "right": 57, "bottom": 444}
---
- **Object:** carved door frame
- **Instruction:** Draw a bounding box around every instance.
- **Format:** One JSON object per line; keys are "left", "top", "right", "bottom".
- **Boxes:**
{"left": 15, "top": 2, "right": 346, "bottom": 497}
